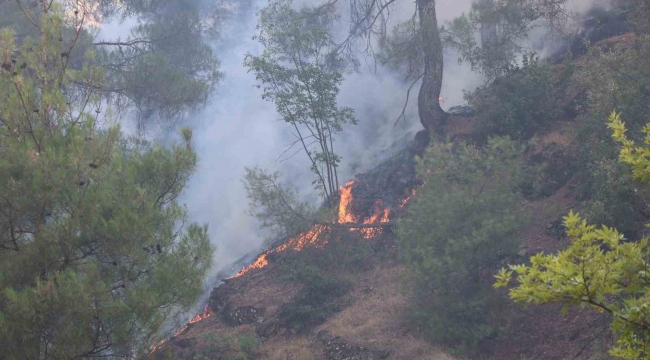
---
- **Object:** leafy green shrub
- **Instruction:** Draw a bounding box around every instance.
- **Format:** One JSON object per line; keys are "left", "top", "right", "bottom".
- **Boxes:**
{"left": 466, "top": 53, "right": 566, "bottom": 139}
{"left": 397, "top": 137, "right": 526, "bottom": 352}
{"left": 278, "top": 260, "right": 350, "bottom": 332}
{"left": 571, "top": 36, "right": 650, "bottom": 235}
{"left": 495, "top": 112, "right": 650, "bottom": 359}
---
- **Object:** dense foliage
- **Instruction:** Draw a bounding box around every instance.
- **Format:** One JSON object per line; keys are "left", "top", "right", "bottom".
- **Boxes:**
{"left": 572, "top": 33, "right": 650, "bottom": 234}
{"left": 442, "top": 0, "right": 568, "bottom": 80}
{"left": 243, "top": 167, "right": 315, "bottom": 244}
{"left": 466, "top": 53, "right": 568, "bottom": 139}
{"left": 496, "top": 112, "right": 650, "bottom": 359}
{"left": 0, "top": 0, "right": 225, "bottom": 130}
{"left": 0, "top": 4, "right": 213, "bottom": 359}
{"left": 397, "top": 137, "right": 526, "bottom": 351}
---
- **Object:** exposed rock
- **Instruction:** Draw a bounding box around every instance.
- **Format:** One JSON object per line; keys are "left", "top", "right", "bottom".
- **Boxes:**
{"left": 517, "top": 246, "right": 530, "bottom": 258}
{"left": 222, "top": 305, "right": 264, "bottom": 326}
{"left": 316, "top": 331, "right": 390, "bottom": 360}
{"left": 447, "top": 105, "right": 475, "bottom": 117}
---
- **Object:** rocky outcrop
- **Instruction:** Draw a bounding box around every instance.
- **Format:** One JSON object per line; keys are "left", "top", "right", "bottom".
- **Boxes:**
{"left": 316, "top": 331, "right": 390, "bottom": 360}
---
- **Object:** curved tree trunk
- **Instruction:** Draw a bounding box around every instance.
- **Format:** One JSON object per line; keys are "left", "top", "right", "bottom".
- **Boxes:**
{"left": 417, "top": 0, "right": 447, "bottom": 137}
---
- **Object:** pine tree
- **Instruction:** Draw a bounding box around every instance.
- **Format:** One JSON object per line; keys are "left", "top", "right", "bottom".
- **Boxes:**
{"left": 0, "top": 4, "right": 213, "bottom": 359}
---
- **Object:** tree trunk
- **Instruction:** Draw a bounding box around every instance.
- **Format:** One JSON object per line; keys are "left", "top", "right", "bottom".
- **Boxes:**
{"left": 478, "top": 0, "right": 497, "bottom": 48}
{"left": 417, "top": 0, "right": 447, "bottom": 137}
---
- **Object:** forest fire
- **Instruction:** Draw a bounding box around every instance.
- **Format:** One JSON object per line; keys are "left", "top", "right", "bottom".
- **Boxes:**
{"left": 338, "top": 180, "right": 357, "bottom": 223}
{"left": 399, "top": 189, "right": 417, "bottom": 209}
{"left": 189, "top": 305, "right": 214, "bottom": 323}
{"left": 360, "top": 200, "right": 391, "bottom": 238}
{"left": 149, "top": 305, "right": 215, "bottom": 354}
{"left": 232, "top": 180, "right": 415, "bottom": 278}
{"left": 151, "top": 181, "right": 418, "bottom": 354}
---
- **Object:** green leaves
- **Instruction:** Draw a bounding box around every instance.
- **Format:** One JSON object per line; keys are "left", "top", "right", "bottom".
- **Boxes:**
{"left": 0, "top": 5, "right": 213, "bottom": 359}
{"left": 244, "top": 0, "right": 356, "bottom": 202}
{"left": 501, "top": 114, "right": 650, "bottom": 359}
{"left": 397, "top": 136, "right": 526, "bottom": 351}
{"left": 466, "top": 53, "right": 563, "bottom": 139}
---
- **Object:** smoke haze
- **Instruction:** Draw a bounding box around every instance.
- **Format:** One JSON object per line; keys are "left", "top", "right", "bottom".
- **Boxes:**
{"left": 96, "top": 0, "right": 606, "bottom": 283}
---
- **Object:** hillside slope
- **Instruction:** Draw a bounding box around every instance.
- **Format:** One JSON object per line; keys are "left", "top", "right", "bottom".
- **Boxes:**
{"left": 148, "top": 25, "right": 640, "bottom": 360}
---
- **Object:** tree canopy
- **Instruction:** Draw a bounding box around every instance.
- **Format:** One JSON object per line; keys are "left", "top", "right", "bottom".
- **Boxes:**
{"left": 336, "top": 0, "right": 570, "bottom": 133}
{"left": 244, "top": 0, "right": 356, "bottom": 205}
{"left": 0, "top": 3, "right": 213, "bottom": 358}
{"left": 0, "top": 0, "right": 227, "bottom": 131}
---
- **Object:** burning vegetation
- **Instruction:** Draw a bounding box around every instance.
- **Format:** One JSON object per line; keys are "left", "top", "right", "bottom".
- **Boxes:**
{"left": 233, "top": 179, "right": 408, "bottom": 278}
{"left": 149, "top": 305, "right": 215, "bottom": 354}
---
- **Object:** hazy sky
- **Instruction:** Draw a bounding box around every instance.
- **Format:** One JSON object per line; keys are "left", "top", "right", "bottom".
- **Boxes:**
{"left": 98, "top": 0, "right": 605, "bottom": 278}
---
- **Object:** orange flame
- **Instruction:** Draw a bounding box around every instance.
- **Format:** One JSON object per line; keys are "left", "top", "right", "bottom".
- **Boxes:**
{"left": 338, "top": 180, "right": 357, "bottom": 224}
{"left": 233, "top": 180, "right": 423, "bottom": 278}
{"left": 174, "top": 325, "right": 189, "bottom": 337}
{"left": 149, "top": 306, "right": 214, "bottom": 353}
{"left": 189, "top": 305, "right": 214, "bottom": 324}
{"left": 149, "top": 339, "right": 167, "bottom": 355}
{"left": 235, "top": 252, "right": 269, "bottom": 277}
{"left": 360, "top": 200, "right": 391, "bottom": 238}
{"left": 399, "top": 189, "right": 417, "bottom": 209}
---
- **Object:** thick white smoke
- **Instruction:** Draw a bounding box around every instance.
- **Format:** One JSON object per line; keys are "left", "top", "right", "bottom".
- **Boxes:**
{"left": 93, "top": 0, "right": 607, "bottom": 283}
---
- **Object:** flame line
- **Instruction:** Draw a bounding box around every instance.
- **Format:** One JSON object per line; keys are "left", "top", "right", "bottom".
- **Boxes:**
{"left": 233, "top": 181, "right": 419, "bottom": 278}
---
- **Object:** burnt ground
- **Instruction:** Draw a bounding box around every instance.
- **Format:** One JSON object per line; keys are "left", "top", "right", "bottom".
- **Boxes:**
{"left": 146, "top": 19, "right": 644, "bottom": 360}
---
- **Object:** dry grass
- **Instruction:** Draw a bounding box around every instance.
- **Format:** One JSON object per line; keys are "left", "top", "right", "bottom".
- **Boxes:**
{"left": 260, "top": 337, "right": 323, "bottom": 360}
{"left": 318, "top": 265, "right": 459, "bottom": 360}
{"left": 224, "top": 264, "right": 300, "bottom": 317}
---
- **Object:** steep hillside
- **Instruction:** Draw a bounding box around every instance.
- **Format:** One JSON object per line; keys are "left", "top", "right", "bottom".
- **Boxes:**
{"left": 147, "top": 13, "right": 641, "bottom": 360}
